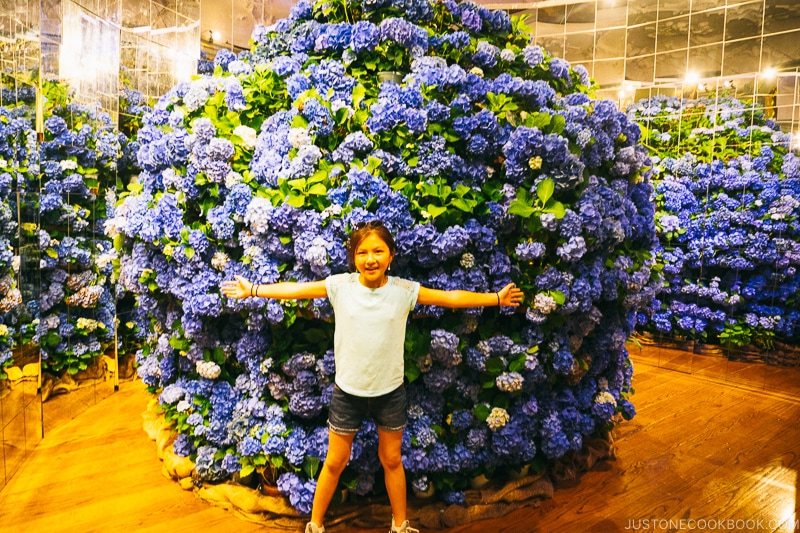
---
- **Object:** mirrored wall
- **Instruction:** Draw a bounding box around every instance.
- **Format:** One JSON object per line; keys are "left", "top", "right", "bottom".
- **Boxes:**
{"left": 0, "top": 0, "right": 205, "bottom": 489}
{"left": 508, "top": 0, "right": 800, "bottom": 121}
{"left": 0, "top": 0, "right": 42, "bottom": 491}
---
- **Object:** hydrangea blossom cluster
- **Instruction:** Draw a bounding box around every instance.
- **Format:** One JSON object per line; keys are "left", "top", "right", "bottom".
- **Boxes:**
{"left": 629, "top": 95, "right": 800, "bottom": 350}
{"left": 36, "top": 84, "right": 120, "bottom": 377}
{"left": 116, "top": 0, "right": 658, "bottom": 512}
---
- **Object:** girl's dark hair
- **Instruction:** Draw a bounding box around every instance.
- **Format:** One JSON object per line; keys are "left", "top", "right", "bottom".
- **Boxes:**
{"left": 347, "top": 220, "right": 396, "bottom": 272}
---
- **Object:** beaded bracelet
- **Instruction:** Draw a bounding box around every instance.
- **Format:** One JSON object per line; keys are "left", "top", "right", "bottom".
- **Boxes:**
{"left": 251, "top": 284, "right": 258, "bottom": 297}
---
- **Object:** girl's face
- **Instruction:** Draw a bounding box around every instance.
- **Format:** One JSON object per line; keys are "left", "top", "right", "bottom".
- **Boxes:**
{"left": 354, "top": 233, "right": 394, "bottom": 288}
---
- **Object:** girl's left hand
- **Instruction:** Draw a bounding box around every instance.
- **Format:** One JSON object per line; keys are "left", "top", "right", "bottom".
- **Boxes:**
{"left": 498, "top": 283, "right": 524, "bottom": 306}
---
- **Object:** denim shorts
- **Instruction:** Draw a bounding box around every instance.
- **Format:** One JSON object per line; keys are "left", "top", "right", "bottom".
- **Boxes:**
{"left": 328, "top": 384, "right": 407, "bottom": 435}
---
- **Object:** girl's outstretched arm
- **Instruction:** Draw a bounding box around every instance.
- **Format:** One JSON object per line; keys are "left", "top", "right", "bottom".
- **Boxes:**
{"left": 417, "top": 282, "right": 523, "bottom": 308}
{"left": 221, "top": 275, "right": 328, "bottom": 300}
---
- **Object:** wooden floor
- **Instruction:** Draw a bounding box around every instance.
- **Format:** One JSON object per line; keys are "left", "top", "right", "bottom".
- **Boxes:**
{"left": 0, "top": 354, "right": 799, "bottom": 533}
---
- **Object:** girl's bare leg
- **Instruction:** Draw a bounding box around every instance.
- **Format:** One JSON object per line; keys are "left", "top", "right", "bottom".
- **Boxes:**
{"left": 378, "top": 428, "right": 406, "bottom": 524}
{"left": 310, "top": 430, "right": 355, "bottom": 528}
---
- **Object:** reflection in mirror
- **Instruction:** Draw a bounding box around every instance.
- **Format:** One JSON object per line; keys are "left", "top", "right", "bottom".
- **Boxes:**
{"left": 762, "top": 31, "right": 800, "bottom": 72}
{"left": 38, "top": 0, "right": 120, "bottom": 433}
{"left": 0, "top": 0, "right": 42, "bottom": 490}
{"left": 593, "top": 27, "right": 625, "bottom": 61}
{"left": 688, "top": 43, "right": 722, "bottom": 78}
{"left": 657, "top": 0, "right": 690, "bottom": 19}
{"left": 628, "top": 0, "right": 658, "bottom": 26}
{"left": 654, "top": 50, "right": 687, "bottom": 81}
{"left": 655, "top": 15, "right": 689, "bottom": 55}
{"left": 626, "top": 55, "right": 655, "bottom": 84}
{"left": 564, "top": 31, "right": 593, "bottom": 63}
{"left": 688, "top": 9, "right": 725, "bottom": 47}
{"left": 722, "top": 38, "right": 760, "bottom": 77}
{"left": 725, "top": 2, "right": 764, "bottom": 42}
{"left": 625, "top": 24, "right": 655, "bottom": 58}
{"left": 763, "top": 0, "right": 800, "bottom": 36}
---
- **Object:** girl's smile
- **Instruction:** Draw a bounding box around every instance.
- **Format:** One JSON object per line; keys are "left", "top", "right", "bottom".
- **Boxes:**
{"left": 354, "top": 233, "right": 394, "bottom": 288}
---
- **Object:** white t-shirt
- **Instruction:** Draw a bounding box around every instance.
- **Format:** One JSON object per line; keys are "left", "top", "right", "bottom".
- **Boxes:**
{"left": 326, "top": 272, "right": 420, "bottom": 397}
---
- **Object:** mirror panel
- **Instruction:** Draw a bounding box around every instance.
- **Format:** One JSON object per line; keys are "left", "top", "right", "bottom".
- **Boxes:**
{"left": 0, "top": 0, "right": 42, "bottom": 489}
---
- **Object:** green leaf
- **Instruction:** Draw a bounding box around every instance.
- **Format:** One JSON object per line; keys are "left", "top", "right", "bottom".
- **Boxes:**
{"left": 307, "top": 183, "right": 327, "bottom": 195}
{"left": 485, "top": 357, "right": 506, "bottom": 375}
{"left": 527, "top": 112, "right": 552, "bottom": 130}
{"left": 508, "top": 201, "right": 538, "bottom": 218}
{"left": 303, "top": 456, "right": 321, "bottom": 479}
{"left": 390, "top": 177, "right": 412, "bottom": 191}
{"left": 127, "top": 181, "right": 143, "bottom": 194}
{"left": 549, "top": 114, "right": 566, "bottom": 135}
{"left": 425, "top": 204, "right": 447, "bottom": 218}
{"left": 352, "top": 84, "right": 366, "bottom": 110}
{"left": 286, "top": 193, "right": 306, "bottom": 208}
{"left": 549, "top": 290, "right": 566, "bottom": 305}
{"left": 536, "top": 178, "right": 554, "bottom": 205}
{"left": 240, "top": 464, "right": 255, "bottom": 478}
{"left": 474, "top": 404, "right": 491, "bottom": 421}
{"left": 291, "top": 114, "right": 309, "bottom": 128}
{"left": 451, "top": 198, "right": 474, "bottom": 212}
{"left": 366, "top": 155, "right": 382, "bottom": 173}
{"left": 543, "top": 200, "right": 566, "bottom": 219}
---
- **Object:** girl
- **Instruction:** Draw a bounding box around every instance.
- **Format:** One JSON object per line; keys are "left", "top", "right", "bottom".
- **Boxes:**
{"left": 221, "top": 220, "right": 523, "bottom": 533}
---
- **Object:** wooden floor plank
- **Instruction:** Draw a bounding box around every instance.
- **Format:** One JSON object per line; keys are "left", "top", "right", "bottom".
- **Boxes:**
{"left": 0, "top": 352, "right": 798, "bottom": 533}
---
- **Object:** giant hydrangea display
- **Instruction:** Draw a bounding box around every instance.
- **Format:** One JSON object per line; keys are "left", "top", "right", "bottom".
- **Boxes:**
{"left": 629, "top": 95, "right": 800, "bottom": 351}
{"left": 112, "top": 0, "right": 659, "bottom": 513}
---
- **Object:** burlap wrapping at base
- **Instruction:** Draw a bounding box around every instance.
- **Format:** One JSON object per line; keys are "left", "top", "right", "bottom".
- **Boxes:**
{"left": 143, "top": 402, "right": 614, "bottom": 529}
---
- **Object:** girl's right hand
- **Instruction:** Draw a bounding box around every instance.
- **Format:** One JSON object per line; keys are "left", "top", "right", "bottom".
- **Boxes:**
{"left": 221, "top": 275, "right": 253, "bottom": 299}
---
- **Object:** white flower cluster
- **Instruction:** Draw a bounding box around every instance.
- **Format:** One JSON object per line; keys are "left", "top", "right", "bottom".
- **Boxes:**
{"left": 533, "top": 292, "right": 558, "bottom": 314}
{"left": 211, "top": 251, "right": 230, "bottom": 271}
{"left": 233, "top": 125, "right": 258, "bottom": 150}
{"left": 460, "top": 252, "right": 475, "bottom": 269}
{"left": 594, "top": 391, "right": 617, "bottom": 407}
{"left": 76, "top": 317, "right": 104, "bottom": 333}
{"left": 486, "top": 406, "right": 510, "bottom": 431}
{"left": 244, "top": 196, "right": 273, "bottom": 234}
{"left": 0, "top": 288, "right": 22, "bottom": 312}
{"left": 288, "top": 127, "right": 313, "bottom": 148}
{"left": 196, "top": 360, "right": 222, "bottom": 379}
{"left": 495, "top": 371, "right": 524, "bottom": 392}
{"left": 225, "top": 171, "right": 243, "bottom": 188}
{"left": 321, "top": 204, "right": 342, "bottom": 220}
{"left": 305, "top": 236, "right": 329, "bottom": 267}
{"left": 65, "top": 285, "right": 103, "bottom": 308}
{"left": 96, "top": 250, "right": 117, "bottom": 271}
